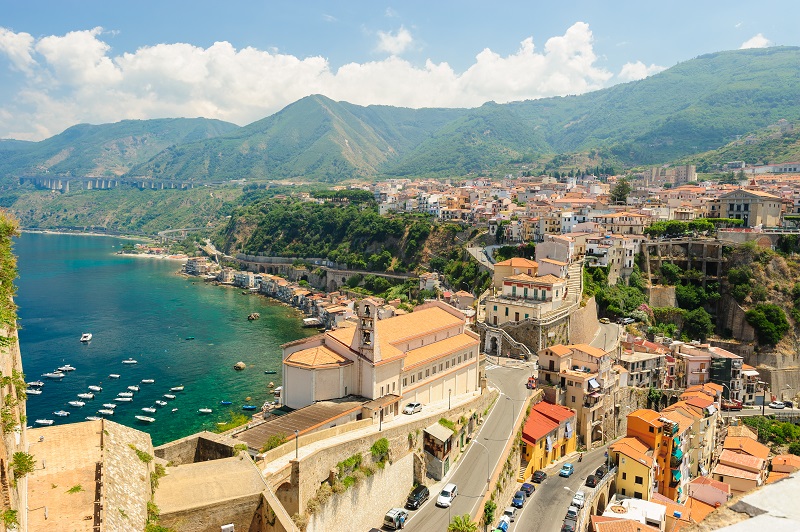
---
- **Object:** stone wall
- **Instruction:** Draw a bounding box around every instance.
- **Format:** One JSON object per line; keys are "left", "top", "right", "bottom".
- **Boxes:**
{"left": 717, "top": 295, "right": 755, "bottom": 342}
{"left": 154, "top": 431, "right": 237, "bottom": 465}
{"left": 103, "top": 420, "right": 154, "bottom": 532}
{"left": 496, "top": 314, "right": 571, "bottom": 355}
{"left": 648, "top": 286, "right": 677, "bottom": 308}
{"left": 306, "top": 453, "right": 414, "bottom": 532}
{"left": 160, "top": 493, "right": 263, "bottom": 532}
{"left": 570, "top": 296, "right": 599, "bottom": 345}
{"left": 0, "top": 325, "right": 28, "bottom": 531}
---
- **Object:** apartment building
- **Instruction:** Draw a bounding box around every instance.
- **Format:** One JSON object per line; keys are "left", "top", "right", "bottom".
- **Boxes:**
{"left": 520, "top": 401, "right": 577, "bottom": 476}
{"left": 716, "top": 189, "right": 781, "bottom": 227}
{"left": 484, "top": 273, "right": 567, "bottom": 326}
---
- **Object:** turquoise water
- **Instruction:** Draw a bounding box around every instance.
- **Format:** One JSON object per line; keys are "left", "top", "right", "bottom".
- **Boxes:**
{"left": 15, "top": 232, "right": 315, "bottom": 445}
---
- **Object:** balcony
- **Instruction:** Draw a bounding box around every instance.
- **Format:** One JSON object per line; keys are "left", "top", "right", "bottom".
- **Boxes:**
{"left": 690, "top": 369, "right": 708, "bottom": 374}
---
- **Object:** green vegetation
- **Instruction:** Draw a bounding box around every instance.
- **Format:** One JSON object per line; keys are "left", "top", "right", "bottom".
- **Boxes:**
{"left": 10, "top": 451, "right": 35, "bottom": 479}
{"left": 493, "top": 243, "right": 536, "bottom": 262}
{"left": 438, "top": 418, "right": 456, "bottom": 433}
{"left": 482, "top": 500, "right": 497, "bottom": 528}
{"left": 0, "top": 509, "right": 18, "bottom": 528}
{"left": 745, "top": 304, "right": 790, "bottom": 345}
{"left": 212, "top": 411, "right": 251, "bottom": 433}
{"left": 448, "top": 513, "right": 478, "bottom": 532}
{"left": 0, "top": 215, "right": 19, "bottom": 348}
{"left": 260, "top": 433, "right": 289, "bottom": 453}
{"left": 151, "top": 463, "right": 166, "bottom": 493}
{"left": 128, "top": 444, "right": 154, "bottom": 464}
{"left": 66, "top": 484, "right": 84, "bottom": 494}
{"left": 233, "top": 443, "right": 249, "bottom": 453}
{"left": 610, "top": 178, "right": 631, "bottom": 205}
{"left": 645, "top": 219, "right": 716, "bottom": 238}
{"left": 370, "top": 438, "right": 390, "bottom": 465}
{"left": 742, "top": 416, "right": 800, "bottom": 446}
{"left": 789, "top": 442, "right": 800, "bottom": 456}
{"left": 683, "top": 308, "right": 715, "bottom": 342}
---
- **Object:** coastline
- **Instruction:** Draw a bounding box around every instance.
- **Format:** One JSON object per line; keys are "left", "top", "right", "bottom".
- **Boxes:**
{"left": 21, "top": 228, "right": 152, "bottom": 242}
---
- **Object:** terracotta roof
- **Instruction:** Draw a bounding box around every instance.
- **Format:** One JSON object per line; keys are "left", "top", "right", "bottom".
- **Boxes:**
{"left": 402, "top": 333, "right": 479, "bottom": 369}
{"left": 684, "top": 497, "right": 717, "bottom": 522}
{"left": 662, "top": 410, "right": 694, "bottom": 435}
{"left": 610, "top": 437, "right": 655, "bottom": 467}
{"left": 284, "top": 345, "right": 353, "bottom": 369}
{"left": 593, "top": 518, "right": 660, "bottom": 532}
{"left": 771, "top": 454, "right": 800, "bottom": 471}
{"left": 684, "top": 396, "right": 714, "bottom": 409}
{"left": 719, "top": 449, "right": 765, "bottom": 471}
{"left": 540, "top": 258, "right": 568, "bottom": 266}
{"left": 532, "top": 401, "right": 575, "bottom": 424}
{"left": 495, "top": 257, "right": 539, "bottom": 268}
{"left": 521, "top": 410, "right": 559, "bottom": 445}
{"left": 689, "top": 476, "right": 731, "bottom": 494}
{"left": 712, "top": 463, "right": 761, "bottom": 481}
{"left": 723, "top": 436, "right": 770, "bottom": 460}
{"left": 628, "top": 409, "right": 662, "bottom": 425}
{"left": 765, "top": 471, "right": 790, "bottom": 484}
{"left": 651, "top": 493, "right": 691, "bottom": 524}
{"left": 567, "top": 343, "right": 607, "bottom": 358}
{"left": 505, "top": 273, "right": 537, "bottom": 282}
{"left": 532, "top": 274, "right": 566, "bottom": 285}
{"left": 545, "top": 344, "right": 573, "bottom": 357}
{"left": 726, "top": 425, "right": 758, "bottom": 440}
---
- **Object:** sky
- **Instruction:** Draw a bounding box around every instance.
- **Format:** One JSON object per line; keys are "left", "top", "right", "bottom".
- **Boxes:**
{"left": 0, "top": 1, "right": 797, "bottom": 141}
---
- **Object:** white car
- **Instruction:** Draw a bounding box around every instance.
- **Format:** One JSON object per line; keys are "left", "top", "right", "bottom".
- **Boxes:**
{"left": 403, "top": 402, "right": 423, "bottom": 415}
{"left": 571, "top": 491, "right": 586, "bottom": 509}
{"left": 436, "top": 483, "right": 458, "bottom": 507}
{"left": 768, "top": 401, "right": 786, "bottom": 409}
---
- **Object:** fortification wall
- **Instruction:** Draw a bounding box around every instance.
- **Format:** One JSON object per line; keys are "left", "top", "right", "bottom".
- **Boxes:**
{"left": 570, "top": 296, "right": 599, "bottom": 345}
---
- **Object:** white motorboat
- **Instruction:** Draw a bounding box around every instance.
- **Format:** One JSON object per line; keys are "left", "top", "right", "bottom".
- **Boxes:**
{"left": 141, "top": 407, "right": 156, "bottom": 413}
{"left": 85, "top": 416, "right": 102, "bottom": 421}
{"left": 97, "top": 409, "right": 115, "bottom": 415}
{"left": 114, "top": 397, "right": 132, "bottom": 403}
{"left": 109, "top": 374, "right": 120, "bottom": 379}
{"left": 170, "top": 385, "right": 184, "bottom": 392}
{"left": 25, "top": 388, "right": 42, "bottom": 395}
{"left": 127, "top": 385, "right": 140, "bottom": 392}
{"left": 171, "top": 408, "right": 178, "bottom": 412}
{"left": 135, "top": 415, "right": 155, "bottom": 423}
{"left": 141, "top": 379, "right": 155, "bottom": 384}
{"left": 122, "top": 358, "right": 137, "bottom": 365}
{"left": 117, "top": 392, "right": 134, "bottom": 398}
{"left": 35, "top": 419, "right": 54, "bottom": 426}
{"left": 155, "top": 400, "right": 167, "bottom": 406}
{"left": 68, "top": 401, "right": 85, "bottom": 407}
{"left": 27, "top": 380, "right": 44, "bottom": 387}
{"left": 198, "top": 408, "right": 212, "bottom": 414}
{"left": 77, "top": 393, "right": 94, "bottom": 400}
{"left": 53, "top": 410, "right": 70, "bottom": 417}
{"left": 102, "top": 403, "right": 117, "bottom": 409}
{"left": 42, "top": 372, "right": 65, "bottom": 379}
{"left": 80, "top": 333, "right": 92, "bottom": 342}
{"left": 57, "top": 364, "right": 76, "bottom": 372}
{"left": 88, "top": 385, "right": 102, "bottom": 392}
{"left": 163, "top": 394, "right": 176, "bottom": 400}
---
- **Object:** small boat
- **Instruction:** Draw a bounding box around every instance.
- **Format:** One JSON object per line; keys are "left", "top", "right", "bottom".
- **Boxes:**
{"left": 242, "top": 405, "right": 257, "bottom": 411}
{"left": 122, "top": 358, "right": 137, "bottom": 365}
{"left": 77, "top": 393, "right": 94, "bottom": 399}
{"left": 97, "top": 409, "right": 115, "bottom": 415}
{"left": 170, "top": 386, "right": 184, "bottom": 392}
{"left": 135, "top": 415, "right": 155, "bottom": 423}
{"left": 185, "top": 336, "right": 195, "bottom": 340}
{"left": 35, "top": 419, "right": 54, "bottom": 426}
{"left": 109, "top": 374, "right": 120, "bottom": 379}
{"left": 68, "top": 401, "right": 85, "bottom": 407}
{"left": 141, "top": 379, "right": 155, "bottom": 384}
{"left": 80, "top": 333, "right": 92, "bottom": 342}
{"left": 273, "top": 386, "right": 282, "bottom": 397}
{"left": 114, "top": 397, "right": 133, "bottom": 403}
{"left": 102, "top": 403, "right": 117, "bottom": 409}
{"left": 53, "top": 410, "right": 70, "bottom": 417}
{"left": 85, "top": 416, "right": 102, "bottom": 421}
{"left": 88, "top": 385, "right": 102, "bottom": 392}
{"left": 141, "top": 407, "right": 156, "bottom": 413}
{"left": 42, "top": 372, "right": 65, "bottom": 379}
{"left": 220, "top": 400, "right": 232, "bottom": 405}
{"left": 25, "top": 388, "right": 42, "bottom": 395}
{"left": 155, "top": 400, "right": 167, "bottom": 406}
{"left": 117, "top": 392, "right": 133, "bottom": 398}
{"left": 264, "top": 370, "right": 277, "bottom": 375}
{"left": 198, "top": 408, "right": 212, "bottom": 414}
{"left": 127, "top": 385, "right": 140, "bottom": 392}
{"left": 171, "top": 408, "right": 178, "bottom": 412}
{"left": 57, "top": 364, "right": 76, "bottom": 372}
{"left": 163, "top": 394, "right": 176, "bottom": 400}
{"left": 28, "top": 380, "right": 45, "bottom": 387}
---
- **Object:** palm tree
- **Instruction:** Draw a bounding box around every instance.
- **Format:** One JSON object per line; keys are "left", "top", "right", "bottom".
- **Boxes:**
{"left": 448, "top": 514, "right": 478, "bottom": 532}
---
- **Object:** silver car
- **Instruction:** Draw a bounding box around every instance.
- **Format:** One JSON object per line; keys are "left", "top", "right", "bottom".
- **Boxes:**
{"left": 403, "top": 402, "right": 423, "bottom": 414}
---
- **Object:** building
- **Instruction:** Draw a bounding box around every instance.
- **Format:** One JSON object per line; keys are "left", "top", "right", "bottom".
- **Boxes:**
{"left": 520, "top": 401, "right": 577, "bottom": 477}
{"left": 281, "top": 300, "right": 481, "bottom": 424}
{"left": 184, "top": 256, "right": 212, "bottom": 275}
{"left": 619, "top": 349, "right": 666, "bottom": 389}
{"left": 662, "top": 397, "right": 719, "bottom": 478}
{"left": 592, "top": 212, "right": 651, "bottom": 235}
{"left": 484, "top": 273, "right": 568, "bottom": 326}
{"left": 609, "top": 436, "right": 657, "bottom": 500}
{"left": 717, "top": 189, "right": 781, "bottom": 227}
{"left": 492, "top": 258, "right": 539, "bottom": 289}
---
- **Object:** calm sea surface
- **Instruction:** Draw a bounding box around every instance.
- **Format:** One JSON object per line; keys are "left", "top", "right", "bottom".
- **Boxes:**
{"left": 15, "top": 232, "right": 315, "bottom": 445}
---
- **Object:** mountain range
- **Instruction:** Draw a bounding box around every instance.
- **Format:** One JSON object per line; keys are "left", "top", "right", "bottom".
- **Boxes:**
{"left": 2, "top": 46, "right": 799, "bottom": 184}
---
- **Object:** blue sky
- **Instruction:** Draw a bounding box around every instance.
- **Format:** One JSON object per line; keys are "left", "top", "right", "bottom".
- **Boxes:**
{"left": 0, "top": 1, "right": 796, "bottom": 140}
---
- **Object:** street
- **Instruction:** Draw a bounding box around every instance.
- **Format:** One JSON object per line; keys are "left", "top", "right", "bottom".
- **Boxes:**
{"left": 590, "top": 321, "right": 620, "bottom": 351}
{"left": 512, "top": 443, "right": 610, "bottom": 532}
{"left": 403, "top": 361, "right": 530, "bottom": 531}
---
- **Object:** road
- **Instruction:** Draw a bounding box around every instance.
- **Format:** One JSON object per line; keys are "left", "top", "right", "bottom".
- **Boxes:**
{"left": 721, "top": 406, "right": 798, "bottom": 418}
{"left": 403, "top": 360, "right": 531, "bottom": 531}
{"left": 467, "top": 246, "right": 495, "bottom": 270}
{"left": 512, "top": 443, "right": 610, "bottom": 532}
{"left": 590, "top": 321, "right": 620, "bottom": 351}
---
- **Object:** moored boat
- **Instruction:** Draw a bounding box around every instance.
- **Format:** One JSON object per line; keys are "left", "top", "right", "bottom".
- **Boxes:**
{"left": 122, "top": 358, "right": 137, "bottom": 364}
{"left": 80, "top": 333, "right": 92, "bottom": 342}
{"left": 102, "top": 403, "right": 117, "bottom": 409}
{"left": 114, "top": 397, "right": 133, "bottom": 402}
{"left": 264, "top": 370, "right": 277, "bottom": 374}
{"left": 42, "top": 372, "right": 65, "bottom": 379}
{"left": 97, "top": 409, "right": 115, "bottom": 415}
{"left": 242, "top": 405, "right": 257, "bottom": 411}
{"left": 273, "top": 386, "right": 282, "bottom": 397}
{"left": 198, "top": 408, "right": 212, "bottom": 414}
{"left": 68, "top": 401, "right": 85, "bottom": 407}
{"left": 85, "top": 416, "right": 102, "bottom": 421}
{"left": 141, "top": 407, "right": 156, "bottom": 413}
{"left": 35, "top": 419, "right": 54, "bottom": 426}
{"left": 135, "top": 415, "right": 155, "bottom": 423}
{"left": 155, "top": 400, "right": 167, "bottom": 406}
{"left": 220, "top": 400, "right": 232, "bottom": 405}
{"left": 117, "top": 392, "right": 133, "bottom": 398}
{"left": 163, "top": 394, "right": 176, "bottom": 399}
{"left": 57, "top": 364, "right": 76, "bottom": 372}
{"left": 77, "top": 393, "right": 94, "bottom": 399}
{"left": 141, "top": 379, "right": 155, "bottom": 384}
{"left": 170, "top": 385, "right": 184, "bottom": 392}
{"left": 28, "top": 380, "right": 45, "bottom": 387}
{"left": 88, "top": 385, "right": 102, "bottom": 392}
{"left": 53, "top": 410, "right": 70, "bottom": 417}
{"left": 25, "top": 388, "right": 42, "bottom": 395}
{"left": 171, "top": 408, "right": 178, "bottom": 412}
{"left": 109, "top": 374, "right": 120, "bottom": 379}
{"left": 127, "top": 385, "right": 140, "bottom": 392}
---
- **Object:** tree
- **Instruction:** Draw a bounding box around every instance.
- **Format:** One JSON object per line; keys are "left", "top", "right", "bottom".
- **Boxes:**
{"left": 483, "top": 500, "right": 497, "bottom": 528}
{"left": 610, "top": 178, "right": 631, "bottom": 205}
{"left": 659, "top": 263, "right": 683, "bottom": 285}
{"left": 683, "top": 308, "right": 715, "bottom": 341}
{"left": 746, "top": 304, "right": 790, "bottom": 345}
{"left": 789, "top": 442, "right": 800, "bottom": 456}
{"left": 448, "top": 514, "right": 478, "bottom": 532}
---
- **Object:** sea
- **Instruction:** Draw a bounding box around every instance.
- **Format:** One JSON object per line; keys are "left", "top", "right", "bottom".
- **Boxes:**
{"left": 15, "top": 232, "right": 316, "bottom": 445}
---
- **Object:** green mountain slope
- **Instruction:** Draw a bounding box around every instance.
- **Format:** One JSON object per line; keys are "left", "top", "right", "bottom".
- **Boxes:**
{"left": 684, "top": 121, "right": 800, "bottom": 171}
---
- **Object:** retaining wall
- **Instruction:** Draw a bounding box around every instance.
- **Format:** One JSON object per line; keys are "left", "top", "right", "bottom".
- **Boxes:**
{"left": 154, "top": 431, "right": 237, "bottom": 465}
{"left": 569, "top": 296, "right": 599, "bottom": 345}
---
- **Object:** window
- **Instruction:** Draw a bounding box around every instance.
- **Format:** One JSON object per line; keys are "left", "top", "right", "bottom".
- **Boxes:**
{"left": 381, "top": 386, "right": 384, "bottom": 396}
{"left": 432, "top": 366, "right": 437, "bottom": 374}
{"left": 635, "top": 476, "right": 643, "bottom": 485}
{"left": 621, "top": 488, "right": 626, "bottom": 495}
{"left": 446, "top": 361, "right": 449, "bottom": 369}
{"left": 439, "top": 364, "right": 443, "bottom": 371}
{"left": 418, "top": 372, "right": 422, "bottom": 381}
{"left": 634, "top": 491, "right": 642, "bottom": 499}
{"left": 649, "top": 426, "right": 654, "bottom": 433}
{"left": 505, "top": 307, "right": 509, "bottom": 316}
{"left": 425, "top": 369, "right": 430, "bottom": 377}
{"left": 571, "top": 396, "right": 576, "bottom": 403}
{"left": 393, "top": 382, "right": 396, "bottom": 391}
{"left": 411, "top": 375, "right": 415, "bottom": 383}
{"left": 493, "top": 305, "right": 497, "bottom": 311}
{"left": 622, "top": 472, "right": 627, "bottom": 480}
{"left": 403, "top": 378, "right": 407, "bottom": 386}
{"left": 458, "top": 356, "right": 462, "bottom": 364}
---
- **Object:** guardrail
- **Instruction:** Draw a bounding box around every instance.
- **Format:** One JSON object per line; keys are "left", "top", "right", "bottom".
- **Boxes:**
{"left": 576, "top": 465, "right": 617, "bottom": 532}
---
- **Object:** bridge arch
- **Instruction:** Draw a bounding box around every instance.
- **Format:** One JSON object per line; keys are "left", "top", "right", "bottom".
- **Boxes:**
{"left": 596, "top": 491, "right": 607, "bottom": 514}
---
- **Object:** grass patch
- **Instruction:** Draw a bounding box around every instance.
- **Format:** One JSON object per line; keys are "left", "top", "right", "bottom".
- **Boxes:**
{"left": 213, "top": 411, "right": 251, "bottom": 433}
{"left": 438, "top": 418, "right": 456, "bottom": 433}
{"left": 128, "top": 444, "right": 153, "bottom": 464}
{"left": 66, "top": 484, "right": 84, "bottom": 494}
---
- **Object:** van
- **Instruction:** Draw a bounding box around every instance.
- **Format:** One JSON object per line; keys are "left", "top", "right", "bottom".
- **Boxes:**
{"left": 383, "top": 508, "right": 409, "bottom": 530}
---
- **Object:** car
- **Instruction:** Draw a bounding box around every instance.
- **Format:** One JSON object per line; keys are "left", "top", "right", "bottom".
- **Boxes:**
{"left": 495, "top": 517, "right": 510, "bottom": 532}
{"left": 585, "top": 475, "right": 599, "bottom": 488}
{"left": 571, "top": 491, "right": 586, "bottom": 509}
{"left": 599, "top": 317, "right": 610, "bottom": 324}
{"left": 383, "top": 508, "right": 409, "bottom": 530}
{"left": 503, "top": 507, "right": 517, "bottom": 522}
{"left": 769, "top": 401, "right": 786, "bottom": 409}
{"left": 403, "top": 402, "right": 422, "bottom": 415}
{"left": 595, "top": 465, "right": 608, "bottom": 479}
{"left": 618, "top": 317, "right": 635, "bottom": 325}
{"left": 785, "top": 400, "right": 794, "bottom": 409}
{"left": 405, "top": 484, "right": 429, "bottom": 510}
{"left": 520, "top": 482, "right": 535, "bottom": 497}
{"left": 532, "top": 470, "right": 547, "bottom": 483}
{"left": 566, "top": 506, "right": 579, "bottom": 520}
{"left": 512, "top": 490, "right": 526, "bottom": 508}
{"left": 436, "top": 483, "right": 457, "bottom": 507}
{"left": 559, "top": 463, "right": 575, "bottom": 477}
{"left": 561, "top": 518, "right": 577, "bottom": 532}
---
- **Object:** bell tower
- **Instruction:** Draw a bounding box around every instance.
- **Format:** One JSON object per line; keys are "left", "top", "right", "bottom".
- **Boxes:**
{"left": 351, "top": 298, "right": 381, "bottom": 363}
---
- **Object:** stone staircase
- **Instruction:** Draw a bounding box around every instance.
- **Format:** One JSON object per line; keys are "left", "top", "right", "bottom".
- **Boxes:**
{"left": 566, "top": 260, "right": 584, "bottom": 302}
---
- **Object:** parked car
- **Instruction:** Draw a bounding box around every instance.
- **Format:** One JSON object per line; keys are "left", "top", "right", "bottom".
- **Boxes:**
{"left": 566, "top": 506, "right": 579, "bottom": 520}
{"left": 585, "top": 474, "right": 599, "bottom": 488}
{"left": 436, "top": 483, "right": 458, "bottom": 507}
{"left": 520, "top": 482, "right": 535, "bottom": 497}
{"left": 595, "top": 465, "right": 608, "bottom": 479}
{"left": 769, "top": 401, "right": 786, "bottom": 409}
{"left": 495, "top": 517, "right": 510, "bottom": 532}
{"left": 403, "top": 402, "right": 422, "bottom": 415}
{"left": 559, "top": 463, "right": 575, "bottom": 477}
{"left": 561, "top": 521, "right": 576, "bottom": 532}
{"left": 405, "top": 484, "right": 429, "bottom": 510}
{"left": 532, "top": 470, "right": 547, "bottom": 483}
{"left": 383, "top": 508, "right": 409, "bottom": 530}
{"left": 599, "top": 317, "right": 610, "bottom": 324}
{"left": 503, "top": 507, "right": 517, "bottom": 522}
{"left": 784, "top": 400, "right": 794, "bottom": 409}
{"left": 512, "top": 490, "right": 526, "bottom": 509}
{"left": 571, "top": 491, "right": 586, "bottom": 509}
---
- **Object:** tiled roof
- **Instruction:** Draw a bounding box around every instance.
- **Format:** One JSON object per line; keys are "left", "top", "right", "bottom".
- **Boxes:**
{"left": 719, "top": 449, "right": 765, "bottom": 471}
{"left": 689, "top": 475, "right": 731, "bottom": 494}
{"left": 533, "top": 274, "right": 566, "bottom": 285}
{"left": 765, "top": 471, "right": 790, "bottom": 484}
{"left": 546, "top": 344, "right": 573, "bottom": 357}
{"left": 593, "top": 517, "right": 660, "bottom": 532}
{"left": 540, "top": 258, "right": 568, "bottom": 266}
{"left": 712, "top": 463, "right": 760, "bottom": 481}
{"left": 662, "top": 410, "right": 694, "bottom": 435}
{"left": 726, "top": 425, "right": 757, "bottom": 440}
{"left": 532, "top": 401, "right": 575, "bottom": 424}
{"left": 284, "top": 345, "right": 353, "bottom": 369}
{"left": 723, "top": 436, "right": 770, "bottom": 460}
{"left": 402, "top": 333, "right": 478, "bottom": 369}
{"left": 505, "top": 273, "right": 537, "bottom": 282}
{"left": 610, "top": 437, "right": 654, "bottom": 467}
{"left": 567, "top": 343, "right": 607, "bottom": 358}
{"left": 495, "top": 257, "right": 539, "bottom": 268}
{"left": 521, "top": 410, "right": 558, "bottom": 445}
{"left": 684, "top": 496, "right": 717, "bottom": 522}
{"left": 628, "top": 409, "right": 662, "bottom": 424}
{"left": 771, "top": 454, "right": 800, "bottom": 471}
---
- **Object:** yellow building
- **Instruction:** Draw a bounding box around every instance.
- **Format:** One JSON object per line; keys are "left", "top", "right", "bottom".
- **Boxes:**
{"left": 492, "top": 257, "right": 539, "bottom": 289}
{"left": 520, "top": 401, "right": 577, "bottom": 479}
{"left": 609, "top": 436, "right": 656, "bottom": 500}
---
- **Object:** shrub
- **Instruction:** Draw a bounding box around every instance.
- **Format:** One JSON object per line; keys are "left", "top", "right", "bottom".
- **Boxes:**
{"left": 438, "top": 418, "right": 456, "bottom": 433}
{"left": 10, "top": 452, "right": 35, "bottom": 478}
{"left": 660, "top": 263, "right": 683, "bottom": 285}
{"left": 745, "top": 304, "right": 790, "bottom": 345}
{"left": 260, "top": 433, "right": 288, "bottom": 453}
{"left": 788, "top": 442, "right": 800, "bottom": 456}
{"left": 683, "top": 308, "right": 715, "bottom": 341}
{"left": 370, "top": 437, "right": 390, "bottom": 462}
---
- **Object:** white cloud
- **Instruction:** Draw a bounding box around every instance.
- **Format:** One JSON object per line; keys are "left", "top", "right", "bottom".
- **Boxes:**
{"left": 321, "top": 14, "right": 337, "bottom": 23}
{"left": 740, "top": 33, "right": 771, "bottom": 49}
{"left": 617, "top": 61, "right": 666, "bottom": 82}
{"left": 735, "top": 22, "right": 742, "bottom": 29}
{"left": 385, "top": 7, "right": 399, "bottom": 18}
{"left": 0, "top": 22, "right": 619, "bottom": 140}
{"left": 376, "top": 26, "right": 413, "bottom": 55}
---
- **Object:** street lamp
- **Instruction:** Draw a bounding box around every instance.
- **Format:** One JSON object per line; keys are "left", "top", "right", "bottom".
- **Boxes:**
{"left": 758, "top": 381, "right": 768, "bottom": 416}
{"left": 294, "top": 429, "right": 299, "bottom": 459}
{"left": 501, "top": 393, "right": 518, "bottom": 439}
{"left": 472, "top": 438, "right": 492, "bottom": 496}
{"left": 449, "top": 388, "right": 452, "bottom": 410}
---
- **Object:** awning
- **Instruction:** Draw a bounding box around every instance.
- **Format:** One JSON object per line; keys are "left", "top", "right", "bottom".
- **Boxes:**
{"left": 588, "top": 378, "right": 600, "bottom": 390}
{"left": 589, "top": 392, "right": 602, "bottom": 398}
{"left": 672, "top": 469, "right": 682, "bottom": 482}
{"left": 565, "top": 421, "right": 573, "bottom": 438}
{"left": 742, "top": 370, "right": 759, "bottom": 377}
{"left": 546, "top": 435, "right": 553, "bottom": 452}
{"left": 424, "top": 422, "right": 454, "bottom": 443}
{"left": 700, "top": 467, "right": 708, "bottom": 476}
{"left": 673, "top": 436, "right": 681, "bottom": 447}
{"left": 672, "top": 448, "right": 684, "bottom": 461}
{"left": 706, "top": 404, "right": 717, "bottom": 416}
